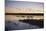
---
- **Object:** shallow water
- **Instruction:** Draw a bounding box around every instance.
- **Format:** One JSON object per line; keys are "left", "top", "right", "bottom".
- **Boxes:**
{"left": 5, "top": 21, "right": 40, "bottom": 31}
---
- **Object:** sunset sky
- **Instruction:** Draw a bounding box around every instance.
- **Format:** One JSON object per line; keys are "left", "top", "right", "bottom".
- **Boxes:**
{"left": 6, "top": 1, "right": 44, "bottom": 8}
{"left": 5, "top": 0, "right": 44, "bottom": 13}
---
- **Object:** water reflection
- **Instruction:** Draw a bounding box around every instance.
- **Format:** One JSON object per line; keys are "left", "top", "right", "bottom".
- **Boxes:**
{"left": 5, "top": 19, "right": 43, "bottom": 31}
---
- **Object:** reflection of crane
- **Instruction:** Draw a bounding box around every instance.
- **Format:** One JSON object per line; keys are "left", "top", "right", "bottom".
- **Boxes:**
{"left": 27, "top": 16, "right": 33, "bottom": 19}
